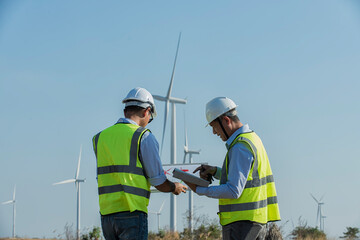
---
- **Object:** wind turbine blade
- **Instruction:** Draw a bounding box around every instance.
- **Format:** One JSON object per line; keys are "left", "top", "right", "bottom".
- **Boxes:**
{"left": 169, "top": 97, "right": 187, "bottom": 104}
{"left": 13, "top": 185, "right": 16, "bottom": 201}
{"left": 183, "top": 152, "right": 187, "bottom": 164}
{"left": 319, "top": 194, "right": 325, "bottom": 202}
{"left": 1, "top": 200, "right": 13, "bottom": 205}
{"left": 76, "top": 145, "right": 82, "bottom": 179}
{"left": 160, "top": 101, "right": 169, "bottom": 155}
{"left": 166, "top": 32, "right": 181, "bottom": 98}
{"left": 189, "top": 150, "right": 201, "bottom": 154}
{"left": 159, "top": 199, "right": 166, "bottom": 213}
{"left": 310, "top": 193, "right": 319, "bottom": 203}
{"left": 53, "top": 179, "right": 76, "bottom": 185}
{"left": 153, "top": 95, "right": 166, "bottom": 101}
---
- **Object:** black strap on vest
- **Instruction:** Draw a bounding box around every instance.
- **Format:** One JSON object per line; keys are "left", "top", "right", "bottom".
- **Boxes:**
{"left": 93, "top": 132, "right": 101, "bottom": 158}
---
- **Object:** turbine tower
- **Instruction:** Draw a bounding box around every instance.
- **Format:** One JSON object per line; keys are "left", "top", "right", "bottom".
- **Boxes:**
{"left": 153, "top": 33, "right": 187, "bottom": 232}
{"left": 54, "top": 146, "right": 86, "bottom": 240}
{"left": 321, "top": 215, "right": 326, "bottom": 232}
{"left": 2, "top": 185, "right": 16, "bottom": 238}
{"left": 310, "top": 193, "right": 325, "bottom": 231}
{"left": 183, "top": 112, "right": 200, "bottom": 233}
{"left": 149, "top": 200, "right": 166, "bottom": 233}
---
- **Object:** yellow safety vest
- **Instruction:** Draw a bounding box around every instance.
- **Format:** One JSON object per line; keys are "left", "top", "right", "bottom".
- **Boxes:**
{"left": 218, "top": 132, "right": 281, "bottom": 225}
{"left": 92, "top": 123, "right": 151, "bottom": 215}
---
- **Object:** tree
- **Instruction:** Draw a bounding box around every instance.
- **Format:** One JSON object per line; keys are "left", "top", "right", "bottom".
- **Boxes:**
{"left": 341, "top": 227, "right": 360, "bottom": 240}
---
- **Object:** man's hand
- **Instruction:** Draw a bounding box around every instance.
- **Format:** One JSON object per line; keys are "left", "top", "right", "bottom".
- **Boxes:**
{"left": 183, "top": 181, "right": 197, "bottom": 192}
{"left": 172, "top": 182, "right": 187, "bottom": 195}
{"left": 155, "top": 180, "right": 187, "bottom": 194}
{"left": 194, "top": 164, "right": 217, "bottom": 181}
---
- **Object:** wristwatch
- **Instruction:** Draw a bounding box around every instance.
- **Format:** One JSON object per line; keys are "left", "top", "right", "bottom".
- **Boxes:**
{"left": 170, "top": 182, "right": 176, "bottom": 193}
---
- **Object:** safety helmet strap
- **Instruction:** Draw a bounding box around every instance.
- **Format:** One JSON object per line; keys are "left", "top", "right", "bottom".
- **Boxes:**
{"left": 217, "top": 117, "right": 229, "bottom": 139}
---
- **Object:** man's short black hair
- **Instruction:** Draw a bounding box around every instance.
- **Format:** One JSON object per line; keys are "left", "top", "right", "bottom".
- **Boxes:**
{"left": 124, "top": 106, "right": 146, "bottom": 115}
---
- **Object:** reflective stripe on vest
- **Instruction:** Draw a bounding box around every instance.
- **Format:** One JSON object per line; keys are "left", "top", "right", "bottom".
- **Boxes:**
{"left": 93, "top": 124, "right": 151, "bottom": 215}
{"left": 98, "top": 184, "right": 150, "bottom": 198}
{"left": 219, "top": 196, "right": 278, "bottom": 212}
{"left": 220, "top": 136, "right": 275, "bottom": 189}
{"left": 218, "top": 132, "right": 280, "bottom": 225}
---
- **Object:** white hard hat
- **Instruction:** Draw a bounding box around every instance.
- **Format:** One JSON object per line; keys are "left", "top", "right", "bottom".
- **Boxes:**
{"left": 122, "top": 87, "right": 157, "bottom": 118}
{"left": 205, "top": 97, "right": 237, "bottom": 124}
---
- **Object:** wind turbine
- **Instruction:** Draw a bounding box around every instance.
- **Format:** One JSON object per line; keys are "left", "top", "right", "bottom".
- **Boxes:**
{"left": 54, "top": 146, "right": 86, "bottom": 240}
{"left": 153, "top": 33, "right": 187, "bottom": 232}
{"left": 2, "top": 185, "right": 16, "bottom": 238}
{"left": 183, "top": 112, "right": 200, "bottom": 233}
{"left": 310, "top": 193, "right": 325, "bottom": 231}
{"left": 149, "top": 200, "right": 166, "bottom": 233}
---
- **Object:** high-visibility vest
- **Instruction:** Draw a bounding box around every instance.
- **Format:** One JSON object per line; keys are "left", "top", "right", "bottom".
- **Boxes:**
{"left": 218, "top": 131, "right": 281, "bottom": 225}
{"left": 92, "top": 123, "right": 151, "bottom": 215}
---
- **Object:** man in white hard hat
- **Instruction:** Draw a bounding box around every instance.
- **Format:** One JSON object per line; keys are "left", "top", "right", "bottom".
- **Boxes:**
{"left": 184, "top": 97, "right": 280, "bottom": 240}
{"left": 92, "top": 87, "right": 187, "bottom": 240}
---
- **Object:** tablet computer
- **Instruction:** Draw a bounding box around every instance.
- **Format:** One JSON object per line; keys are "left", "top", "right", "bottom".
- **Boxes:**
{"left": 172, "top": 168, "right": 210, "bottom": 187}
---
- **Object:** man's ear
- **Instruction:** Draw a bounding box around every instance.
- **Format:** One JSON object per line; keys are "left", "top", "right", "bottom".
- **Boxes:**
{"left": 223, "top": 116, "right": 231, "bottom": 125}
{"left": 142, "top": 108, "right": 148, "bottom": 118}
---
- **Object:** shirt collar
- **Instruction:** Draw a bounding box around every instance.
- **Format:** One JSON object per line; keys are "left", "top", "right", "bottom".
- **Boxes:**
{"left": 116, "top": 118, "right": 139, "bottom": 126}
{"left": 226, "top": 124, "right": 251, "bottom": 149}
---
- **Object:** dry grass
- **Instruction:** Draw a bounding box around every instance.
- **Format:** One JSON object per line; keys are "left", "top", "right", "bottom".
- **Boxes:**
{"left": 149, "top": 232, "right": 181, "bottom": 240}
{"left": 293, "top": 238, "right": 327, "bottom": 240}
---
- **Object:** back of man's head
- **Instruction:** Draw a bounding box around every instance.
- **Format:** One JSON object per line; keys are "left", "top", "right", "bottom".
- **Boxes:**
{"left": 124, "top": 105, "right": 145, "bottom": 117}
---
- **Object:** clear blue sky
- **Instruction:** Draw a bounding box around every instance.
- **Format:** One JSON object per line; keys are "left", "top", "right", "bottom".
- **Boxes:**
{"left": 1, "top": 0, "right": 360, "bottom": 238}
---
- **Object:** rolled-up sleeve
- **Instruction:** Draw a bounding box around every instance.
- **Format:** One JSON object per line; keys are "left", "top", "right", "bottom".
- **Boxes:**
{"left": 139, "top": 131, "right": 167, "bottom": 186}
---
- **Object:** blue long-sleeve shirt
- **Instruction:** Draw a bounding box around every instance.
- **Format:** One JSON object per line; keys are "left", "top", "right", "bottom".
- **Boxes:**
{"left": 116, "top": 118, "right": 167, "bottom": 187}
{"left": 196, "top": 124, "right": 254, "bottom": 199}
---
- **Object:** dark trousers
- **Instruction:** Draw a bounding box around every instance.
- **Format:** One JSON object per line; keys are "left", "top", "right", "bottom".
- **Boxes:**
{"left": 101, "top": 211, "right": 148, "bottom": 240}
{"left": 222, "top": 221, "right": 266, "bottom": 240}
